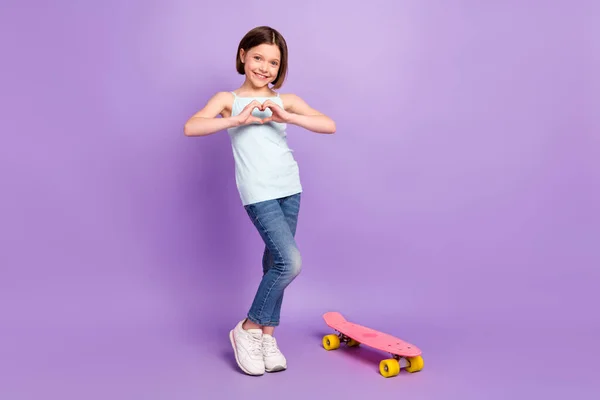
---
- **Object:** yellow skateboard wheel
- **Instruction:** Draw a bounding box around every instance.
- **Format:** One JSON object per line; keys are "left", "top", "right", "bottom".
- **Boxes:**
{"left": 323, "top": 334, "right": 340, "bottom": 350}
{"left": 347, "top": 339, "right": 360, "bottom": 347}
{"left": 405, "top": 355, "right": 424, "bottom": 372}
{"left": 379, "top": 359, "right": 400, "bottom": 377}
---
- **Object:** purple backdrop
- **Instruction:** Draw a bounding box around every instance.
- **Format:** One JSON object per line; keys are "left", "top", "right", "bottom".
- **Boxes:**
{"left": 2, "top": 0, "right": 598, "bottom": 398}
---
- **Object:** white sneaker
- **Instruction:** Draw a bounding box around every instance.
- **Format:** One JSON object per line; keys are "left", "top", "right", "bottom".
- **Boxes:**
{"left": 262, "top": 334, "right": 287, "bottom": 372}
{"left": 229, "top": 319, "right": 265, "bottom": 376}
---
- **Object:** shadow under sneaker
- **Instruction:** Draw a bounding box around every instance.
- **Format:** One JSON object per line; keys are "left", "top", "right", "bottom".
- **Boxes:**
{"left": 229, "top": 319, "right": 265, "bottom": 376}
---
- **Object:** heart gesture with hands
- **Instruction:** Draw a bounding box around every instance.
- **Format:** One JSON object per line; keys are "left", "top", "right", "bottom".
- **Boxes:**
{"left": 259, "top": 100, "right": 291, "bottom": 124}
{"left": 234, "top": 100, "right": 264, "bottom": 126}
{"left": 234, "top": 99, "right": 291, "bottom": 127}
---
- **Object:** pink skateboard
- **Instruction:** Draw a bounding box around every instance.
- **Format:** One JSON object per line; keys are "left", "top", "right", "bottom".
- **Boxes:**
{"left": 322, "top": 311, "right": 424, "bottom": 377}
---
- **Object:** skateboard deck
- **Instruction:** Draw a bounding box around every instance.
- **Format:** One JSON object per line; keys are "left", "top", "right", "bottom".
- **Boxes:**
{"left": 322, "top": 311, "right": 424, "bottom": 377}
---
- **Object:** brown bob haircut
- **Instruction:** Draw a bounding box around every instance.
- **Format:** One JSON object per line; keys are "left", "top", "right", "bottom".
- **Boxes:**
{"left": 236, "top": 26, "right": 288, "bottom": 89}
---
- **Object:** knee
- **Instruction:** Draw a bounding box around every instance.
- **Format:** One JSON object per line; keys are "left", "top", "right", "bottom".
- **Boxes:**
{"left": 288, "top": 251, "right": 302, "bottom": 278}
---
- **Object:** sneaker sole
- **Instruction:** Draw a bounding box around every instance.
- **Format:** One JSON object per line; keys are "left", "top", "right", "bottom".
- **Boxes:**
{"left": 266, "top": 364, "right": 287, "bottom": 373}
{"left": 229, "top": 330, "right": 264, "bottom": 376}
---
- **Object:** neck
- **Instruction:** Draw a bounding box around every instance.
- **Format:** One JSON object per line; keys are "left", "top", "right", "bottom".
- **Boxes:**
{"left": 238, "top": 78, "right": 274, "bottom": 96}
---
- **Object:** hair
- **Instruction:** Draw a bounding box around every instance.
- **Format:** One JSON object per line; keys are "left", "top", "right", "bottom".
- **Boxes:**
{"left": 236, "top": 26, "right": 288, "bottom": 89}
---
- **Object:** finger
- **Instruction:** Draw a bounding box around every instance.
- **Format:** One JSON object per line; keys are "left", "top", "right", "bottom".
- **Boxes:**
{"left": 242, "top": 103, "right": 260, "bottom": 117}
{"left": 261, "top": 100, "right": 277, "bottom": 110}
{"left": 264, "top": 100, "right": 279, "bottom": 109}
{"left": 244, "top": 100, "right": 260, "bottom": 111}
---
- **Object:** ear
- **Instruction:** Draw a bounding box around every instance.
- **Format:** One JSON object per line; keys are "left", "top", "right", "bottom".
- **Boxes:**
{"left": 239, "top": 49, "right": 245, "bottom": 63}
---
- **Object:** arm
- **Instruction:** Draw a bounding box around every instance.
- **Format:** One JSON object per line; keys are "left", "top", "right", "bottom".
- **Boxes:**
{"left": 183, "top": 92, "right": 238, "bottom": 137}
{"left": 282, "top": 94, "right": 336, "bottom": 134}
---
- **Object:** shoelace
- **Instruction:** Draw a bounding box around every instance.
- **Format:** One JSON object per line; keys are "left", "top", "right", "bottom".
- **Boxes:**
{"left": 247, "top": 333, "right": 263, "bottom": 356}
{"left": 262, "top": 338, "right": 280, "bottom": 356}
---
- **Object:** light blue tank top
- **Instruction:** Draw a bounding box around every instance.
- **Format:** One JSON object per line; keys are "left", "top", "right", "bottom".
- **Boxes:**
{"left": 227, "top": 92, "right": 302, "bottom": 205}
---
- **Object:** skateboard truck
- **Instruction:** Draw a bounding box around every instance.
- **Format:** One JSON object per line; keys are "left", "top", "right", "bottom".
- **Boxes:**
{"left": 334, "top": 332, "right": 361, "bottom": 347}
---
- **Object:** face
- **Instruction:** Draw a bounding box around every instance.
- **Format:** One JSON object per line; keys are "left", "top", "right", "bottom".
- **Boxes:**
{"left": 240, "top": 43, "right": 281, "bottom": 88}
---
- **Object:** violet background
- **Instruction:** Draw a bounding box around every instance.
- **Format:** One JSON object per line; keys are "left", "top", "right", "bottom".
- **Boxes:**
{"left": 1, "top": 0, "right": 598, "bottom": 398}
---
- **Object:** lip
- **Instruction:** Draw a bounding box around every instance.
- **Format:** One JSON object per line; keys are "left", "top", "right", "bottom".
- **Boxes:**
{"left": 253, "top": 72, "right": 269, "bottom": 80}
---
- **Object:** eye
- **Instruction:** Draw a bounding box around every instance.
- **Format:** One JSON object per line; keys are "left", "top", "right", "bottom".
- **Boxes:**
{"left": 254, "top": 56, "right": 261, "bottom": 60}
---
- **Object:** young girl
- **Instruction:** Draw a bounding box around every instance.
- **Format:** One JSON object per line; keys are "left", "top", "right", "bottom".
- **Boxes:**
{"left": 184, "top": 26, "right": 335, "bottom": 376}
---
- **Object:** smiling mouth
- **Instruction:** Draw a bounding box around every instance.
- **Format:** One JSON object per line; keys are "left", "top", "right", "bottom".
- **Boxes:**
{"left": 254, "top": 72, "right": 269, "bottom": 80}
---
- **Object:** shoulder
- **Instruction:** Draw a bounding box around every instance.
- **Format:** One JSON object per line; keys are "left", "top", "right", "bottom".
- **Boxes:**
{"left": 279, "top": 93, "right": 305, "bottom": 110}
{"left": 189, "top": 91, "right": 235, "bottom": 119}
{"left": 213, "top": 91, "right": 235, "bottom": 102}
{"left": 203, "top": 91, "right": 235, "bottom": 104}
{"left": 279, "top": 93, "right": 301, "bottom": 102}
{"left": 206, "top": 91, "right": 235, "bottom": 109}
{"left": 278, "top": 93, "right": 323, "bottom": 116}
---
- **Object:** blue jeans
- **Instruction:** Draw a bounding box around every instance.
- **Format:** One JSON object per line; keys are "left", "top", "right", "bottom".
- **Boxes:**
{"left": 243, "top": 193, "right": 302, "bottom": 327}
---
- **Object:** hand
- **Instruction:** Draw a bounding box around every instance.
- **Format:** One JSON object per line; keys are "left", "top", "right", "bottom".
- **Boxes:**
{"left": 233, "top": 100, "right": 264, "bottom": 126}
{"left": 260, "top": 100, "right": 292, "bottom": 123}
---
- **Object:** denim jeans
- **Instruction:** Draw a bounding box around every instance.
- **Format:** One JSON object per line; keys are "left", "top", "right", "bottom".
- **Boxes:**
{"left": 243, "top": 192, "right": 302, "bottom": 327}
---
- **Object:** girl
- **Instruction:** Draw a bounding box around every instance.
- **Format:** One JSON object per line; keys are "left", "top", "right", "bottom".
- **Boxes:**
{"left": 184, "top": 26, "right": 336, "bottom": 376}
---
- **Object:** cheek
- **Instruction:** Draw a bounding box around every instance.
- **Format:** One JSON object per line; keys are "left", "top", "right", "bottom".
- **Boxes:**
{"left": 244, "top": 58, "right": 256, "bottom": 71}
